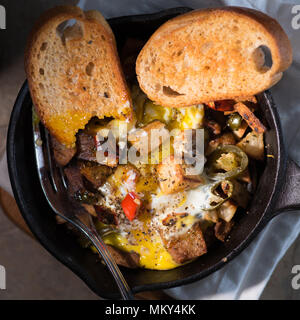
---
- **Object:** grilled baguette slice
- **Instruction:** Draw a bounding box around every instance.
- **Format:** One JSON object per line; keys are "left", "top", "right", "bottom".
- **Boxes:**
{"left": 25, "top": 6, "right": 132, "bottom": 147}
{"left": 136, "top": 7, "right": 292, "bottom": 108}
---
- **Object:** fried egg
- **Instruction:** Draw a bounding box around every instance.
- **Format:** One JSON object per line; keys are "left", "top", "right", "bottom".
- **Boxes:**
{"left": 94, "top": 175, "right": 220, "bottom": 270}
{"left": 92, "top": 102, "right": 209, "bottom": 270}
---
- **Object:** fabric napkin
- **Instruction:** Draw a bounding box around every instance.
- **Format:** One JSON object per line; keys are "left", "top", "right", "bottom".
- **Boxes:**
{"left": 1, "top": 0, "right": 299, "bottom": 300}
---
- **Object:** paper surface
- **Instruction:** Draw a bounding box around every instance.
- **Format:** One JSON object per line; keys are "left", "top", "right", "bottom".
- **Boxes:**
{"left": 1, "top": 0, "right": 299, "bottom": 300}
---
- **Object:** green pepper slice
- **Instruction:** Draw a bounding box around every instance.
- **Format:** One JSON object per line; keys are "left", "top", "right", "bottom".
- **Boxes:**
{"left": 206, "top": 145, "right": 248, "bottom": 180}
{"left": 205, "top": 179, "right": 234, "bottom": 210}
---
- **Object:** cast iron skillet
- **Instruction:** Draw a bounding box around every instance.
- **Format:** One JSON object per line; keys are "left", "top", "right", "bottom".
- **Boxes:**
{"left": 7, "top": 7, "right": 300, "bottom": 299}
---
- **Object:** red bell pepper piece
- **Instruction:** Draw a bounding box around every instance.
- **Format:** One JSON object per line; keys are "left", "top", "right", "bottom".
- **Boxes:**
{"left": 121, "top": 192, "right": 141, "bottom": 221}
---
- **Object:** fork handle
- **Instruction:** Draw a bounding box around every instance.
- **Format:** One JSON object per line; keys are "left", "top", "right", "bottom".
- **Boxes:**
{"left": 75, "top": 218, "right": 135, "bottom": 300}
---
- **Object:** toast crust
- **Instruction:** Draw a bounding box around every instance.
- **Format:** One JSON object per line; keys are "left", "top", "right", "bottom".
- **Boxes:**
{"left": 25, "top": 6, "right": 132, "bottom": 147}
{"left": 136, "top": 7, "right": 293, "bottom": 108}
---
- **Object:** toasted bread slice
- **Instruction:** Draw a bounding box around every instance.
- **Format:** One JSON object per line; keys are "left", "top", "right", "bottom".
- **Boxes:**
{"left": 25, "top": 6, "right": 132, "bottom": 147}
{"left": 136, "top": 7, "right": 292, "bottom": 108}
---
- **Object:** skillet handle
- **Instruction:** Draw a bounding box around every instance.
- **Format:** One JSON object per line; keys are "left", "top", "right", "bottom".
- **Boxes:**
{"left": 273, "top": 157, "right": 300, "bottom": 214}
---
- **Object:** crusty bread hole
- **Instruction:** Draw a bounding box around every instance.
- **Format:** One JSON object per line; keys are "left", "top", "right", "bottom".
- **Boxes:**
{"left": 232, "top": 25, "right": 239, "bottom": 32}
{"left": 177, "top": 49, "right": 183, "bottom": 56}
{"left": 162, "top": 86, "right": 185, "bottom": 97}
{"left": 85, "top": 62, "right": 94, "bottom": 76}
{"left": 253, "top": 45, "right": 273, "bottom": 73}
{"left": 40, "top": 42, "right": 47, "bottom": 51}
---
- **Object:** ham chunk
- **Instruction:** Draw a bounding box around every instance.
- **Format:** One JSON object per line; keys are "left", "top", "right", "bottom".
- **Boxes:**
{"left": 77, "top": 132, "right": 97, "bottom": 162}
{"left": 51, "top": 135, "right": 76, "bottom": 166}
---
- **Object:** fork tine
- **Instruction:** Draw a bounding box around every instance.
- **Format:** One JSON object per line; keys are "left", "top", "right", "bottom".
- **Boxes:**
{"left": 44, "top": 128, "right": 58, "bottom": 193}
{"left": 43, "top": 126, "right": 67, "bottom": 192}
{"left": 59, "top": 166, "right": 68, "bottom": 190}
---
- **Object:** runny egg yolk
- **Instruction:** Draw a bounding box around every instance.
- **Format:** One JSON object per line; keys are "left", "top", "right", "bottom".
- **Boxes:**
{"left": 92, "top": 192, "right": 199, "bottom": 270}
{"left": 98, "top": 212, "right": 179, "bottom": 270}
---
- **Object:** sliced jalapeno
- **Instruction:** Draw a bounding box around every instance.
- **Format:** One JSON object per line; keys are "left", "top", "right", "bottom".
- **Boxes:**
{"left": 205, "top": 180, "right": 233, "bottom": 210}
{"left": 206, "top": 145, "right": 248, "bottom": 180}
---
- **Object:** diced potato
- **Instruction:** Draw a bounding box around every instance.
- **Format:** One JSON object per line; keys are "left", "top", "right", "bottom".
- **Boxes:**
{"left": 83, "top": 117, "right": 111, "bottom": 135}
{"left": 148, "top": 140, "right": 172, "bottom": 165}
{"left": 160, "top": 222, "right": 207, "bottom": 264}
{"left": 232, "top": 120, "right": 248, "bottom": 139}
{"left": 203, "top": 210, "right": 219, "bottom": 223}
{"left": 236, "top": 131, "right": 264, "bottom": 161}
{"left": 218, "top": 200, "right": 238, "bottom": 222}
{"left": 157, "top": 156, "right": 203, "bottom": 194}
